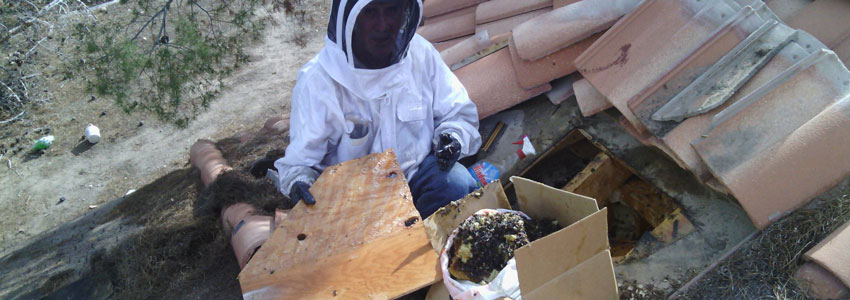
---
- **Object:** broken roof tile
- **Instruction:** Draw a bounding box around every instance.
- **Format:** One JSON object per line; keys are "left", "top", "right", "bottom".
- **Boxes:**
{"left": 575, "top": 0, "right": 741, "bottom": 134}
{"left": 786, "top": 0, "right": 850, "bottom": 49}
{"left": 573, "top": 78, "right": 612, "bottom": 117}
{"left": 805, "top": 220, "right": 850, "bottom": 288}
{"left": 418, "top": 6, "right": 477, "bottom": 43}
{"left": 693, "top": 50, "right": 850, "bottom": 229}
{"left": 475, "top": 0, "right": 550, "bottom": 24}
{"left": 423, "top": 0, "right": 483, "bottom": 18}
{"left": 454, "top": 47, "right": 552, "bottom": 119}
{"left": 508, "top": 32, "right": 600, "bottom": 90}
{"left": 475, "top": 7, "right": 551, "bottom": 39}
{"left": 513, "top": 0, "right": 640, "bottom": 62}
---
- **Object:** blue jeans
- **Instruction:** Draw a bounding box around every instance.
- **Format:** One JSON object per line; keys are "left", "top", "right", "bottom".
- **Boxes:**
{"left": 408, "top": 154, "right": 479, "bottom": 218}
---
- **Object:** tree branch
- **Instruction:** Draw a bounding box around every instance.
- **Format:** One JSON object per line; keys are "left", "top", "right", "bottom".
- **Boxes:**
{"left": 0, "top": 111, "right": 25, "bottom": 124}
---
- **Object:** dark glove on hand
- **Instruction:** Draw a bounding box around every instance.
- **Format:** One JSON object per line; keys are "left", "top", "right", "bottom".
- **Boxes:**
{"left": 289, "top": 181, "right": 316, "bottom": 206}
{"left": 435, "top": 133, "right": 462, "bottom": 171}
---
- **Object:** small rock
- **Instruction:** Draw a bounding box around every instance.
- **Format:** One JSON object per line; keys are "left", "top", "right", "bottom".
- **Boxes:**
{"left": 71, "top": 117, "right": 76, "bottom": 121}
{"left": 57, "top": 197, "right": 66, "bottom": 205}
{"left": 88, "top": 205, "right": 98, "bottom": 209}
{"left": 138, "top": 120, "right": 145, "bottom": 127}
{"left": 100, "top": 111, "right": 107, "bottom": 117}
{"left": 89, "top": 95, "right": 96, "bottom": 102}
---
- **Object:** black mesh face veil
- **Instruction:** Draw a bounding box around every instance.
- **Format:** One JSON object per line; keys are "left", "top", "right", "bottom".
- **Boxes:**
{"left": 326, "top": 0, "right": 421, "bottom": 68}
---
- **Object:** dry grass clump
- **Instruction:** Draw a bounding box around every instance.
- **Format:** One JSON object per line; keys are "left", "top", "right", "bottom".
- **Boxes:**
{"left": 677, "top": 190, "right": 850, "bottom": 299}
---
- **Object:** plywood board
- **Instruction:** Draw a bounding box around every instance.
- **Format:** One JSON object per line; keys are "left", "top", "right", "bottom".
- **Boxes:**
{"left": 562, "top": 152, "right": 632, "bottom": 208}
{"left": 239, "top": 150, "right": 439, "bottom": 299}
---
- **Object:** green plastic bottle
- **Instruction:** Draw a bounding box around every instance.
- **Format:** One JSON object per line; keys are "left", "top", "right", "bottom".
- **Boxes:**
{"left": 33, "top": 135, "right": 54, "bottom": 150}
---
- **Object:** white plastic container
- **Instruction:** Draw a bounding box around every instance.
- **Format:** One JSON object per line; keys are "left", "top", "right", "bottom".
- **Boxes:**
{"left": 85, "top": 124, "right": 101, "bottom": 144}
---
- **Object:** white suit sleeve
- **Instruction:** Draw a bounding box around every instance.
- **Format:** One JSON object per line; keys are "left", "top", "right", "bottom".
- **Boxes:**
{"left": 274, "top": 69, "right": 345, "bottom": 196}
{"left": 427, "top": 42, "right": 482, "bottom": 157}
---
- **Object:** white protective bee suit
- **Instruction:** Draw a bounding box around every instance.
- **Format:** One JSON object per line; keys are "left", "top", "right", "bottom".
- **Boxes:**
{"left": 274, "top": 0, "right": 482, "bottom": 199}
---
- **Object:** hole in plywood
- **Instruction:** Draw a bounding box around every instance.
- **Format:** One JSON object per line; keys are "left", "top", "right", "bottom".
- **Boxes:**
{"left": 297, "top": 233, "right": 307, "bottom": 241}
{"left": 507, "top": 129, "right": 694, "bottom": 263}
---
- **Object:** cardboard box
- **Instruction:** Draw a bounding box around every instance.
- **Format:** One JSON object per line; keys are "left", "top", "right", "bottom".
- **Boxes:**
{"left": 424, "top": 176, "right": 617, "bottom": 299}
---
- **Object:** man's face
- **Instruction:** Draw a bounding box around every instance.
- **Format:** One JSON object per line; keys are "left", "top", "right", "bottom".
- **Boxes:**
{"left": 352, "top": 1, "right": 404, "bottom": 69}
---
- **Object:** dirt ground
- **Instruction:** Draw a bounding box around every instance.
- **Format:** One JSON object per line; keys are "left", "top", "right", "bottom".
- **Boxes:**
{"left": 0, "top": 0, "right": 328, "bottom": 298}
{"left": 0, "top": 0, "right": 326, "bottom": 253}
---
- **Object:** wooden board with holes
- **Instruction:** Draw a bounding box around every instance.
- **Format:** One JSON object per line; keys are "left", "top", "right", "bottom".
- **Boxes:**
{"left": 562, "top": 152, "right": 632, "bottom": 208}
{"left": 238, "top": 150, "right": 440, "bottom": 299}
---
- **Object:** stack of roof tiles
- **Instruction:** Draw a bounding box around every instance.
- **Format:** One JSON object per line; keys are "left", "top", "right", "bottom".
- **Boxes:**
{"left": 419, "top": 0, "right": 850, "bottom": 232}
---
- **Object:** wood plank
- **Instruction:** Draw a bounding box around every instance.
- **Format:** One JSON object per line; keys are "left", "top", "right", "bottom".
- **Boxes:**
{"left": 618, "top": 178, "right": 676, "bottom": 226}
{"left": 649, "top": 208, "right": 695, "bottom": 245}
{"left": 239, "top": 150, "right": 438, "bottom": 299}
{"left": 561, "top": 152, "right": 631, "bottom": 207}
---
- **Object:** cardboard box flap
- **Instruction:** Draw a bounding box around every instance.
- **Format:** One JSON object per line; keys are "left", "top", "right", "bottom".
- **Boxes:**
{"left": 510, "top": 176, "right": 598, "bottom": 225}
{"left": 523, "top": 250, "right": 618, "bottom": 300}
{"left": 514, "top": 207, "right": 609, "bottom": 293}
{"left": 423, "top": 181, "right": 512, "bottom": 252}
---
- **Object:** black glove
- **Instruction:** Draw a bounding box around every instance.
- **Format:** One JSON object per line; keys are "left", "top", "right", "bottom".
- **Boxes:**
{"left": 435, "top": 133, "right": 462, "bottom": 171}
{"left": 289, "top": 181, "right": 316, "bottom": 206}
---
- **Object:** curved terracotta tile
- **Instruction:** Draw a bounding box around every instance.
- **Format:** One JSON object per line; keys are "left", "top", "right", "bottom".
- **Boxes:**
{"left": 454, "top": 47, "right": 551, "bottom": 119}
{"left": 222, "top": 203, "right": 258, "bottom": 236}
{"left": 475, "top": 0, "right": 550, "bottom": 24}
{"left": 787, "top": 0, "right": 850, "bottom": 49}
{"left": 433, "top": 35, "right": 471, "bottom": 52}
{"left": 440, "top": 30, "right": 491, "bottom": 66}
{"left": 694, "top": 51, "right": 850, "bottom": 229}
{"left": 573, "top": 78, "right": 611, "bottom": 117}
{"left": 806, "top": 220, "right": 850, "bottom": 288}
{"left": 795, "top": 263, "right": 850, "bottom": 300}
{"left": 423, "top": 0, "right": 483, "bottom": 18}
{"left": 509, "top": 32, "right": 599, "bottom": 90}
{"left": 553, "top": 0, "right": 581, "bottom": 9}
{"left": 418, "top": 6, "right": 477, "bottom": 43}
{"left": 189, "top": 139, "right": 232, "bottom": 186}
{"left": 475, "top": 7, "right": 550, "bottom": 39}
{"left": 575, "top": 0, "right": 739, "bottom": 134}
{"left": 512, "top": 0, "right": 639, "bottom": 62}
{"left": 262, "top": 116, "right": 288, "bottom": 134}
{"left": 231, "top": 215, "right": 273, "bottom": 269}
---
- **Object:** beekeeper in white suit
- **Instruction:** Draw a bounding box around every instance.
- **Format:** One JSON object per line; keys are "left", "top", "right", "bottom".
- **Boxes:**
{"left": 275, "top": 0, "right": 482, "bottom": 217}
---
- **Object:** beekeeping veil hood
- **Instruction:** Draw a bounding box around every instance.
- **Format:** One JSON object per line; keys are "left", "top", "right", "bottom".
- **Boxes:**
{"left": 318, "top": 0, "right": 423, "bottom": 99}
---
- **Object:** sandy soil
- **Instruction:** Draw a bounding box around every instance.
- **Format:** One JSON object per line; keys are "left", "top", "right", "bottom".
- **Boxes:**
{"left": 0, "top": 0, "right": 327, "bottom": 260}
